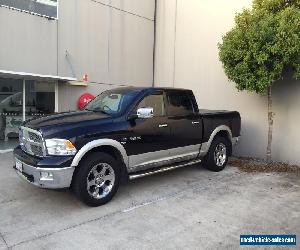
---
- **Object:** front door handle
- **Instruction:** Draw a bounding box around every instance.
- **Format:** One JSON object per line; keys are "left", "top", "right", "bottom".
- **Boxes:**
{"left": 192, "top": 121, "right": 200, "bottom": 125}
{"left": 158, "top": 124, "right": 168, "bottom": 128}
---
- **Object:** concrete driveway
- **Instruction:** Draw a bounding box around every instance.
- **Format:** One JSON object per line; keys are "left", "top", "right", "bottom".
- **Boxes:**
{"left": 0, "top": 152, "right": 299, "bottom": 250}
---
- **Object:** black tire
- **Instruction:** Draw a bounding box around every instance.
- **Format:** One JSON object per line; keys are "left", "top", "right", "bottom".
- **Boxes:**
{"left": 72, "top": 152, "right": 120, "bottom": 207}
{"left": 202, "top": 136, "right": 231, "bottom": 172}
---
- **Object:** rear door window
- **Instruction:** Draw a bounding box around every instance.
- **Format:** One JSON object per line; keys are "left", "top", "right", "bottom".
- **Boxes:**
{"left": 166, "top": 90, "right": 194, "bottom": 116}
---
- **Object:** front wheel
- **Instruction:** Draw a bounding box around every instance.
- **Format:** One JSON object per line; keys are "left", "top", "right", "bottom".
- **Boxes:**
{"left": 202, "top": 136, "right": 230, "bottom": 172}
{"left": 72, "top": 152, "right": 120, "bottom": 207}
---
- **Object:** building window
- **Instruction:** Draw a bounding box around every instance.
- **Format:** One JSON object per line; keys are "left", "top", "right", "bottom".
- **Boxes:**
{"left": 0, "top": 0, "right": 58, "bottom": 18}
{"left": 0, "top": 78, "right": 23, "bottom": 148}
{"left": 25, "top": 80, "right": 55, "bottom": 118}
{"left": 0, "top": 78, "right": 56, "bottom": 150}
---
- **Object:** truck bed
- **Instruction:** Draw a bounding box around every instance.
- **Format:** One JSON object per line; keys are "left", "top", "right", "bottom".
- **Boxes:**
{"left": 199, "top": 109, "right": 241, "bottom": 143}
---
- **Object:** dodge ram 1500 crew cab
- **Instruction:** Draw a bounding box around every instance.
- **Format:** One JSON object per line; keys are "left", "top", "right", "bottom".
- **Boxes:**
{"left": 14, "top": 87, "right": 241, "bottom": 206}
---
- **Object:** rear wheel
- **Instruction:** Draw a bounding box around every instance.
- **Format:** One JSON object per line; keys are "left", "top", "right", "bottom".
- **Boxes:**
{"left": 202, "top": 136, "right": 230, "bottom": 172}
{"left": 72, "top": 152, "right": 120, "bottom": 207}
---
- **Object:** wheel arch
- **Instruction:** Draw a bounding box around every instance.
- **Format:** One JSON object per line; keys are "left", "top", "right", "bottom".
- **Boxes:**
{"left": 71, "top": 139, "right": 129, "bottom": 169}
{"left": 200, "top": 125, "right": 233, "bottom": 156}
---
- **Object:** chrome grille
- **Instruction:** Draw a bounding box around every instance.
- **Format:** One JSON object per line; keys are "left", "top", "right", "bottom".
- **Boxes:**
{"left": 19, "top": 127, "right": 45, "bottom": 157}
{"left": 31, "top": 145, "right": 44, "bottom": 156}
{"left": 28, "top": 131, "right": 42, "bottom": 143}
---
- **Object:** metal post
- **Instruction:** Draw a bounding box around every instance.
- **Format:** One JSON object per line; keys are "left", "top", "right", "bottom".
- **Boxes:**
{"left": 152, "top": 0, "right": 157, "bottom": 87}
{"left": 173, "top": 0, "right": 178, "bottom": 88}
{"left": 55, "top": 81, "right": 58, "bottom": 113}
{"left": 22, "top": 79, "right": 26, "bottom": 121}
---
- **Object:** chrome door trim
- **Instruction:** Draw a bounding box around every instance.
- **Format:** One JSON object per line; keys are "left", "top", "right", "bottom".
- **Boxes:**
{"left": 168, "top": 144, "right": 200, "bottom": 161}
{"left": 128, "top": 148, "right": 169, "bottom": 172}
{"left": 128, "top": 144, "right": 201, "bottom": 173}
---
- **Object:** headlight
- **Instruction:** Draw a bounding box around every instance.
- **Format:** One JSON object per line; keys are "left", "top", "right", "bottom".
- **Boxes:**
{"left": 45, "top": 139, "right": 77, "bottom": 156}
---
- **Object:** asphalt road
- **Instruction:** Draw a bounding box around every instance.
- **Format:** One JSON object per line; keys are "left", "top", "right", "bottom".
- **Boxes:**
{"left": 0, "top": 153, "right": 299, "bottom": 250}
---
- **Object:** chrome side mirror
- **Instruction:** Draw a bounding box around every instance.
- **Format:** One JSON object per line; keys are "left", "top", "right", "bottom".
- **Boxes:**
{"left": 137, "top": 107, "right": 154, "bottom": 119}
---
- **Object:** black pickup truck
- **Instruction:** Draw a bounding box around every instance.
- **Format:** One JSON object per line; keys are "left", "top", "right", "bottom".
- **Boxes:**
{"left": 14, "top": 87, "right": 241, "bottom": 206}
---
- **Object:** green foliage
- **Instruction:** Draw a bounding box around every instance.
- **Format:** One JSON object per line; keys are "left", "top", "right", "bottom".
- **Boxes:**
{"left": 218, "top": 0, "right": 300, "bottom": 95}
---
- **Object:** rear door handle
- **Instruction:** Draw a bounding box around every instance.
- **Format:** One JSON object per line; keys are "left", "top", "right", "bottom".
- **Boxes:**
{"left": 192, "top": 121, "right": 200, "bottom": 125}
{"left": 158, "top": 124, "right": 168, "bottom": 128}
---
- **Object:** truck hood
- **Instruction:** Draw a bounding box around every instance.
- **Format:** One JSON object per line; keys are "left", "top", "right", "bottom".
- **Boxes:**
{"left": 26, "top": 111, "right": 109, "bottom": 128}
{"left": 24, "top": 111, "right": 112, "bottom": 139}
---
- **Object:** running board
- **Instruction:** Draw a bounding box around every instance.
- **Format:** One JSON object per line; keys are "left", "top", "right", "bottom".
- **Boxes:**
{"left": 129, "top": 159, "right": 202, "bottom": 180}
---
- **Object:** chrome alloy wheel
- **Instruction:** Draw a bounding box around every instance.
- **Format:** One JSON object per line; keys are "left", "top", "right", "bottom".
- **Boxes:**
{"left": 86, "top": 163, "right": 115, "bottom": 199}
{"left": 214, "top": 143, "right": 227, "bottom": 167}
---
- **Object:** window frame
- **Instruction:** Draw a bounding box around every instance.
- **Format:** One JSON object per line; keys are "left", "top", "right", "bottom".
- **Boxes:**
{"left": 130, "top": 90, "right": 167, "bottom": 118}
{"left": 0, "top": 77, "right": 58, "bottom": 121}
{"left": 165, "top": 90, "right": 195, "bottom": 117}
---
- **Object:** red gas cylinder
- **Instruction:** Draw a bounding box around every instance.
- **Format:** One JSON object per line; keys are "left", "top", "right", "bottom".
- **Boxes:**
{"left": 78, "top": 93, "right": 95, "bottom": 110}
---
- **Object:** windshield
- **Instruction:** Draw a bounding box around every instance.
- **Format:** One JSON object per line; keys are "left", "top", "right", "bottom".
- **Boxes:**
{"left": 85, "top": 88, "right": 140, "bottom": 115}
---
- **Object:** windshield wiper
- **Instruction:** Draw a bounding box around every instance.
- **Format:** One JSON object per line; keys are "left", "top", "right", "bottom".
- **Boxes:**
{"left": 98, "top": 110, "right": 110, "bottom": 115}
{"left": 84, "top": 108, "right": 95, "bottom": 112}
{"left": 85, "top": 108, "right": 110, "bottom": 115}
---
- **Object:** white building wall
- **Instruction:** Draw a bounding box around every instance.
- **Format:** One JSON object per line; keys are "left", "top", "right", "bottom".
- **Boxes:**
{"left": 58, "top": 0, "right": 110, "bottom": 84}
{"left": 58, "top": 0, "right": 154, "bottom": 87}
{"left": 0, "top": 0, "right": 155, "bottom": 111}
{"left": 154, "top": 0, "right": 300, "bottom": 165}
{"left": 111, "top": 0, "right": 155, "bottom": 20}
{"left": 109, "top": 7, "right": 154, "bottom": 86}
{"left": 57, "top": 0, "right": 155, "bottom": 110}
{"left": 0, "top": 7, "right": 58, "bottom": 75}
{"left": 154, "top": 0, "right": 177, "bottom": 87}
{"left": 271, "top": 78, "right": 300, "bottom": 165}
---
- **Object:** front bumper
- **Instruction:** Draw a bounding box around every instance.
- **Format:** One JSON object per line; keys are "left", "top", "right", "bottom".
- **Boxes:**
{"left": 13, "top": 146, "right": 75, "bottom": 189}
{"left": 14, "top": 161, "right": 75, "bottom": 189}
